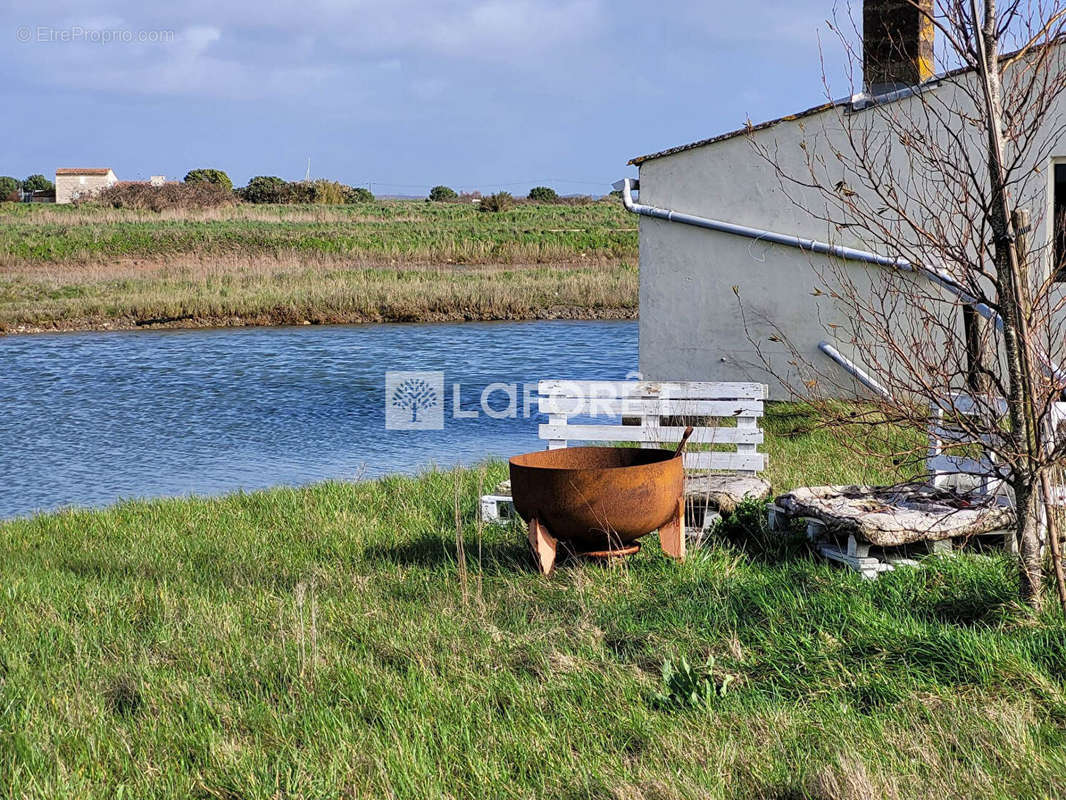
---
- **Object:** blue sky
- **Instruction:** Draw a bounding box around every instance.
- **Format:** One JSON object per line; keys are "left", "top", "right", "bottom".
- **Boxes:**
{"left": 1, "top": 1, "right": 853, "bottom": 196}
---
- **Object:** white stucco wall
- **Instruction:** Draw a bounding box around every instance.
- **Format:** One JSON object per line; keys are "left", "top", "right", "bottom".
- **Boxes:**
{"left": 636, "top": 60, "right": 1065, "bottom": 399}
{"left": 55, "top": 170, "right": 117, "bottom": 204}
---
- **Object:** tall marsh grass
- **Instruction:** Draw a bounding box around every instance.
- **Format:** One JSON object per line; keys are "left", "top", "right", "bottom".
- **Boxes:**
{"left": 0, "top": 259, "right": 638, "bottom": 331}
{"left": 0, "top": 199, "right": 638, "bottom": 331}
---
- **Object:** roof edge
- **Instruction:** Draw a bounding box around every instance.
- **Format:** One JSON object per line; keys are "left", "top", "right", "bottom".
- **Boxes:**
{"left": 55, "top": 168, "right": 114, "bottom": 175}
{"left": 628, "top": 38, "right": 1063, "bottom": 167}
{"left": 628, "top": 99, "right": 838, "bottom": 166}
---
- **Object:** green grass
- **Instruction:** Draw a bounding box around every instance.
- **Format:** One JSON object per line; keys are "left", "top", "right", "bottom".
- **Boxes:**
{"left": 2, "top": 406, "right": 1064, "bottom": 798}
{"left": 0, "top": 201, "right": 639, "bottom": 332}
{"left": 0, "top": 200, "right": 636, "bottom": 266}
{"left": 762, "top": 403, "right": 922, "bottom": 488}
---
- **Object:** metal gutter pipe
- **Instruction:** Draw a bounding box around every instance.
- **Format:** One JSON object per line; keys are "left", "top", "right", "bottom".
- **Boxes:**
{"left": 817, "top": 342, "right": 893, "bottom": 399}
{"left": 846, "top": 80, "right": 938, "bottom": 112}
{"left": 618, "top": 177, "right": 1066, "bottom": 385}
{"left": 618, "top": 178, "right": 997, "bottom": 324}
{"left": 620, "top": 178, "right": 916, "bottom": 270}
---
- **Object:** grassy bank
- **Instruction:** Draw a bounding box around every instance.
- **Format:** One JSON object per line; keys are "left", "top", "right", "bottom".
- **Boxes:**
{"left": 0, "top": 260, "right": 638, "bottom": 333}
{"left": 2, "top": 406, "right": 1064, "bottom": 798}
{"left": 0, "top": 201, "right": 638, "bottom": 333}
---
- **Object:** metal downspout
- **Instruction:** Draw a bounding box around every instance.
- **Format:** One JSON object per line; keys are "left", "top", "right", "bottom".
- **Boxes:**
{"left": 817, "top": 342, "right": 892, "bottom": 399}
{"left": 619, "top": 178, "right": 1065, "bottom": 385}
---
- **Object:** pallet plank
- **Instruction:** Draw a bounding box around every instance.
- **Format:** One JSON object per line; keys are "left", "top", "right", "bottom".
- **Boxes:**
{"left": 927, "top": 454, "right": 994, "bottom": 475}
{"left": 537, "top": 397, "right": 765, "bottom": 416}
{"left": 538, "top": 380, "right": 767, "bottom": 400}
{"left": 685, "top": 451, "right": 766, "bottom": 472}
{"left": 536, "top": 424, "right": 763, "bottom": 444}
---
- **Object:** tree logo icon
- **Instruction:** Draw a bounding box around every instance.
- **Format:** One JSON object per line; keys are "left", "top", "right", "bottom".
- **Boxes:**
{"left": 385, "top": 371, "right": 445, "bottom": 430}
{"left": 391, "top": 378, "right": 438, "bottom": 422}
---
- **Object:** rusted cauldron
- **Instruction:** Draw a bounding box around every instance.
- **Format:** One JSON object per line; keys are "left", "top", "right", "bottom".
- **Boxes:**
{"left": 508, "top": 440, "right": 688, "bottom": 575}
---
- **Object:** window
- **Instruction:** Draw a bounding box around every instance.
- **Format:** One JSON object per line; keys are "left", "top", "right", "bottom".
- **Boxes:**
{"left": 1055, "top": 162, "right": 1066, "bottom": 279}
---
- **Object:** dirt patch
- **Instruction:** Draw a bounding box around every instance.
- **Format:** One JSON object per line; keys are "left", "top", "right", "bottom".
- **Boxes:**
{"left": 2, "top": 305, "right": 638, "bottom": 336}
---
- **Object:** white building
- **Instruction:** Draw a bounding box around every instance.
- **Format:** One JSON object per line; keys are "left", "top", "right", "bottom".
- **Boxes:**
{"left": 55, "top": 168, "right": 117, "bottom": 204}
{"left": 629, "top": 0, "right": 1066, "bottom": 398}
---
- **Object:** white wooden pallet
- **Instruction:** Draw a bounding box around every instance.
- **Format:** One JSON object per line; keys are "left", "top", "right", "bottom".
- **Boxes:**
{"left": 765, "top": 391, "right": 1027, "bottom": 579}
{"left": 480, "top": 494, "right": 515, "bottom": 523}
{"left": 770, "top": 503, "right": 1013, "bottom": 579}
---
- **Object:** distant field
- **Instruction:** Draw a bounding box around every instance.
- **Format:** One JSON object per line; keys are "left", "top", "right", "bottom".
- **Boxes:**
{"left": 0, "top": 200, "right": 639, "bottom": 333}
{"left": 0, "top": 200, "right": 636, "bottom": 267}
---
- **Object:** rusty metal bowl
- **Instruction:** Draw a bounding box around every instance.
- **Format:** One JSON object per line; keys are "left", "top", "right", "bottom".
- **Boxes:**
{"left": 508, "top": 446, "right": 684, "bottom": 551}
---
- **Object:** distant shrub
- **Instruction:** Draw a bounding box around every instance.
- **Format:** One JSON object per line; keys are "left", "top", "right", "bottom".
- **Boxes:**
{"left": 184, "top": 168, "right": 233, "bottom": 193}
{"left": 457, "top": 191, "right": 482, "bottom": 204}
{"left": 527, "top": 186, "right": 558, "bottom": 203}
{"left": 287, "top": 181, "right": 318, "bottom": 204}
{"left": 344, "top": 185, "right": 375, "bottom": 203}
{"left": 237, "top": 177, "right": 369, "bottom": 205}
{"left": 479, "top": 191, "right": 514, "bottom": 213}
{"left": 304, "top": 179, "right": 344, "bottom": 205}
{"left": 238, "top": 176, "right": 289, "bottom": 204}
{"left": 22, "top": 174, "right": 54, "bottom": 193}
{"left": 560, "top": 194, "right": 594, "bottom": 206}
{"left": 0, "top": 176, "right": 19, "bottom": 201}
{"left": 84, "top": 181, "right": 236, "bottom": 211}
{"left": 429, "top": 185, "right": 458, "bottom": 202}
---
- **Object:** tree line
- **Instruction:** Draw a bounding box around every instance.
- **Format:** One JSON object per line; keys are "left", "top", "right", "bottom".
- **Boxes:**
{"left": 0, "top": 174, "right": 54, "bottom": 199}
{"left": 2, "top": 167, "right": 600, "bottom": 210}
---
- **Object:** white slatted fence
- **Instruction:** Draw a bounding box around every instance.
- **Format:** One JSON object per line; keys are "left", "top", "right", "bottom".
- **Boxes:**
{"left": 536, "top": 380, "right": 767, "bottom": 476}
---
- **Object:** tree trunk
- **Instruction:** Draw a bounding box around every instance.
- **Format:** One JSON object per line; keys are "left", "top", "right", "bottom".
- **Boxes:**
{"left": 1040, "top": 467, "right": 1066, "bottom": 614}
{"left": 1015, "top": 477, "right": 1045, "bottom": 608}
{"left": 972, "top": 0, "right": 1048, "bottom": 608}
{"left": 963, "top": 306, "right": 993, "bottom": 393}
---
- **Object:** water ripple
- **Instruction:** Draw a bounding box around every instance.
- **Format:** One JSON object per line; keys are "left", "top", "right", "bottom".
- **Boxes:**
{"left": 0, "top": 320, "right": 637, "bottom": 518}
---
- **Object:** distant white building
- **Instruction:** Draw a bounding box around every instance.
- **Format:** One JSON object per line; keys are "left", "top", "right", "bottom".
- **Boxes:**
{"left": 55, "top": 168, "right": 117, "bottom": 204}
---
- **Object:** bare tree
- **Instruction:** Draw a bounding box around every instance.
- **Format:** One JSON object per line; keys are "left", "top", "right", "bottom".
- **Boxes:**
{"left": 750, "top": 0, "right": 1066, "bottom": 608}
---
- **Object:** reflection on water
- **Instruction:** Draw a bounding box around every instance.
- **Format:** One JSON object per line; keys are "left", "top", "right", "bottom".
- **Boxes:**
{"left": 0, "top": 320, "right": 636, "bottom": 518}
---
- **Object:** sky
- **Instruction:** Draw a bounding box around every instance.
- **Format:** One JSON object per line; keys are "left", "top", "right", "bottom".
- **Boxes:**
{"left": 1, "top": 1, "right": 855, "bottom": 196}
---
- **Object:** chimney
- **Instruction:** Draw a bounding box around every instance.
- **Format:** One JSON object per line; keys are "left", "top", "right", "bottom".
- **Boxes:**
{"left": 863, "top": 0, "right": 934, "bottom": 95}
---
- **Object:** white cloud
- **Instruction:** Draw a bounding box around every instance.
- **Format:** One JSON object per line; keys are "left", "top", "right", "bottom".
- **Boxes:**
{"left": 682, "top": 1, "right": 835, "bottom": 45}
{"left": 6, "top": 0, "right": 606, "bottom": 99}
{"left": 182, "top": 24, "right": 221, "bottom": 52}
{"left": 20, "top": 24, "right": 340, "bottom": 99}
{"left": 423, "top": 0, "right": 601, "bottom": 56}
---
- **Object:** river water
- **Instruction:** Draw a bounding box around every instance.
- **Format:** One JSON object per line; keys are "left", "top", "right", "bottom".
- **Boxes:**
{"left": 0, "top": 320, "right": 637, "bottom": 518}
